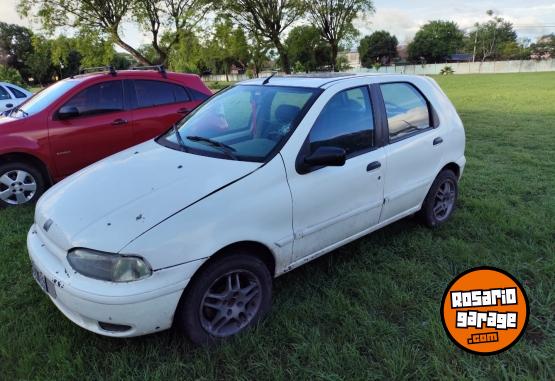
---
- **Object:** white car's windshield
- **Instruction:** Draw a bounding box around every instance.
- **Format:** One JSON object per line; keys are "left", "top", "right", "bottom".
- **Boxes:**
{"left": 160, "top": 85, "right": 321, "bottom": 162}
{"left": 15, "top": 79, "right": 81, "bottom": 117}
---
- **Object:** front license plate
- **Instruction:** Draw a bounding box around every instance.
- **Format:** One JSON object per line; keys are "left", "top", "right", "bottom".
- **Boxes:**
{"left": 32, "top": 263, "right": 56, "bottom": 298}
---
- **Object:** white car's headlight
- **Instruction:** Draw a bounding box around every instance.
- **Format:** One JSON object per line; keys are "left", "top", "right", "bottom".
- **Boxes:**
{"left": 67, "top": 249, "right": 152, "bottom": 282}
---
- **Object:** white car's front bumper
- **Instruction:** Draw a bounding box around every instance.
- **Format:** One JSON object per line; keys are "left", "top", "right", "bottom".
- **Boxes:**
{"left": 27, "top": 225, "right": 199, "bottom": 337}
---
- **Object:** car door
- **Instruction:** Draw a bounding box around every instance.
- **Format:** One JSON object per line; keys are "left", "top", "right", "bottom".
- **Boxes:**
{"left": 378, "top": 81, "right": 444, "bottom": 223}
{"left": 0, "top": 85, "right": 15, "bottom": 112}
{"left": 128, "top": 79, "right": 201, "bottom": 145}
{"left": 48, "top": 80, "right": 133, "bottom": 177}
{"left": 284, "top": 86, "right": 386, "bottom": 262}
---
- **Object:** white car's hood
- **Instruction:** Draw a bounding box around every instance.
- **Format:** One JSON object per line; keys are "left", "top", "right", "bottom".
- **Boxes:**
{"left": 35, "top": 140, "right": 260, "bottom": 253}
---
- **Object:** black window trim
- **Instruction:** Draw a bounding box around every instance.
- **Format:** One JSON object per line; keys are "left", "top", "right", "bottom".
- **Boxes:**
{"left": 376, "top": 80, "right": 440, "bottom": 145}
{"left": 130, "top": 79, "right": 192, "bottom": 110}
{"left": 6, "top": 85, "right": 26, "bottom": 99}
{"left": 295, "top": 84, "right": 385, "bottom": 175}
{"left": 55, "top": 79, "right": 126, "bottom": 120}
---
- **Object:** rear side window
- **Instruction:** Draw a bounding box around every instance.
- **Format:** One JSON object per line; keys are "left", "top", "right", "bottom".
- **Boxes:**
{"left": 133, "top": 80, "right": 191, "bottom": 108}
{"left": 0, "top": 86, "right": 11, "bottom": 100}
{"left": 308, "top": 86, "right": 374, "bottom": 156}
{"left": 380, "top": 83, "right": 431, "bottom": 140}
{"left": 7, "top": 86, "right": 27, "bottom": 99}
{"left": 63, "top": 81, "right": 123, "bottom": 117}
{"left": 188, "top": 87, "right": 210, "bottom": 101}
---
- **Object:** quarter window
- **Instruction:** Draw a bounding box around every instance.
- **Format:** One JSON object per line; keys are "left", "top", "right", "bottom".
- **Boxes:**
{"left": 133, "top": 80, "right": 191, "bottom": 108}
{"left": 308, "top": 86, "right": 374, "bottom": 156}
{"left": 7, "top": 86, "right": 27, "bottom": 99}
{"left": 0, "top": 86, "right": 12, "bottom": 100}
{"left": 380, "top": 83, "right": 431, "bottom": 140}
{"left": 63, "top": 81, "right": 123, "bottom": 117}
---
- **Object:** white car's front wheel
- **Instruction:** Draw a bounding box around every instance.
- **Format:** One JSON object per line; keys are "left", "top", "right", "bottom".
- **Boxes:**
{"left": 176, "top": 252, "right": 272, "bottom": 345}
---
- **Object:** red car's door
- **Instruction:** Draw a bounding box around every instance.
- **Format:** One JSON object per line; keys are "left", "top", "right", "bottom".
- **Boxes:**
{"left": 128, "top": 79, "right": 202, "bottom": 145}
{"left": 48, "top": 80, "right": 133, "bottom": 177}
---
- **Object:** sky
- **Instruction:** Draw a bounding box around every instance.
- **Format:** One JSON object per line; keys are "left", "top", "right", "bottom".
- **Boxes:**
{"left": 1, "top": 0, "right": 554, "bottom": 49}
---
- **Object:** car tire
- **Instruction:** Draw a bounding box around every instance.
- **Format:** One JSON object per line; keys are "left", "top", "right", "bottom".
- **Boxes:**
{"left": 0, "top": 162, "right": 45, "bottom": 207}
{"left": 175, "top": 252, "right": 273, "bottom": 345}
{"left": 420, "top": 169, "right": 458, "bottom": 228}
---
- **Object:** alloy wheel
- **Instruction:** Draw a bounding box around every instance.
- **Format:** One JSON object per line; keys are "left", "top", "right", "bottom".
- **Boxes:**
{"left": 432, "top": 178, "right": 456, "bottom": 221}
{"left": 199, "top": 269, "right": 262, "bottom": 337}
{"left": 0, "top": 169, "right": 37, "bottom": 205}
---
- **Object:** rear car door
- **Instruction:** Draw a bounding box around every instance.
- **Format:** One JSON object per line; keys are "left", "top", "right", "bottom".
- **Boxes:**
{"left": 128, "top": 79, "right": 202, "bottom": 145}
{"left": 48, "top": 80, "right": 133, "bottom": 177}
{"left": 378, "top": 81, "right": 444, "bottom": 222}
{"left": 285, "top": 86, "right": 386, "bottom": 261}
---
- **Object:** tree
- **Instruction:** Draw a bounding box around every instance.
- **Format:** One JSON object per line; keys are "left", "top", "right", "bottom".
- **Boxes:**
{"left": 0, "top": 22, "right": 33, "bottom": 79}
{"left": 285, "top": 25, "right": 331, "bottom": 72}
{"left": 17, "top": 0, "right": 210, "bottom": 66}
{"left": 466, "top": 11, "right": 517, "bottom": 62}
{"left": 219, "top": 0, "right": 306, "bottom": 74}
{"left": 26, "top": 35, "right": 55, "bottom": 84}
{"left": 249, "top": 32, "right": 271, "bottom": 77}
{"left": 307, "top": 0, "right": 374, "bottom": 71}
{"left": 358, "top": 30, "right": 398, "bottom": 67}
{"left": 408, "top": 21, "right": 464, "bottom": 63}
{"left": 530, "top": 34, "right": 554, "bottom": 60}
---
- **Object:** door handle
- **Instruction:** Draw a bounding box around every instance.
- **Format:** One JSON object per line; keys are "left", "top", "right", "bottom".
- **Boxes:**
{"left": 6, "top": 103, "right": 13, "bottom": 108}
{"left": 111, "top": 118, "right": 128, "bottom": 126}
{"left": 177, "top": 108, "right": 192, "bottom": 114}
{"left": 367, "top": 161, "right": 381, "bottom": 172}
{"left": 433, "top": 137, "right": 443, "bottom": 145}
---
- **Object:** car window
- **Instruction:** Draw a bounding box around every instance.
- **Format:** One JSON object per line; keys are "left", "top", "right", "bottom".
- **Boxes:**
{"left": 308, "top": 86, "right": 374, "bottom": 156}
{"left": 133, "top": 80, "right": 191, "bottom": 108}
{"left": 188, "top": 87, "right": 210, "bottom": 101}
{"left": 0, "top": 86, "right": 12, "bottom": 100}
{"left": 161, "top": 85, "right": 320, "bottom": 162}
{"left": 380, "top": 83, "right": 431, "bottom": 140}
{"left": 7, "top": 86, "right": 27, "bottom": 99}
{"left": 63, "top": 81, "right": 123, "bottom": 117}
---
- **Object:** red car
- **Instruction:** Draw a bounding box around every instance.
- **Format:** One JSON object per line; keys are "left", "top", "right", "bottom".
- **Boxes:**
{"left": 0, "top": 67, "right": 211, "bottom": 206}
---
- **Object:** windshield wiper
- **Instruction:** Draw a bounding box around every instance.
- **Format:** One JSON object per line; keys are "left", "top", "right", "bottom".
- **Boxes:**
{"left": 9, "top": 106, "right": 28, "bottom": 117}
{"left": 172, "top": 123, "right": 188, "bottom": 152}
{"left": 186, "top": 135, "right": 238, "bottom": 160}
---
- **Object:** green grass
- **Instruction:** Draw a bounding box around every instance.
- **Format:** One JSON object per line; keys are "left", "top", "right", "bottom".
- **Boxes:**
{"left": 1, "top": 72, "right": 555, "bottom": 380}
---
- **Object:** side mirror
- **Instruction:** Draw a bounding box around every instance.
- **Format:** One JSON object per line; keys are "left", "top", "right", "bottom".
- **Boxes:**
{"left": 304, "top": 146, "right": 346, "bottom": 168}
{"left": 57, "top": 106, "right": 79, "bottom": 120}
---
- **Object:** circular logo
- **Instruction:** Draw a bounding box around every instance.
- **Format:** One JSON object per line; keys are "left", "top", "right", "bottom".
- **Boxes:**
{"left": 441, "top": 266, "right": 529, "bottom": 355}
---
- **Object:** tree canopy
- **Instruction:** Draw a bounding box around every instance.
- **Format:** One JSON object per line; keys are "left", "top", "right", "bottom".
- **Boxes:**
{"left": 306, "top": 0, "right": 374, "bottom": 71}
{"left": 408, "top": 21, "right": 464, "bottom": 63}
{"left": 286, "top": 25, "right": 331, "bottom": 72}
{"left": 358, "top": 30, "right": 398, "bottom": 67}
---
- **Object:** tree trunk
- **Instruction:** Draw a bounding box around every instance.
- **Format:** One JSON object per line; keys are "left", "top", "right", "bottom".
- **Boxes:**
{"left": 274, "top": 39, "right": 291, "bottom": 74}
{"left": 331, "top": 43, "right": 338, "bottom": 72}
{"left": 112, "top": 34, "right": 152, "bottom": 66}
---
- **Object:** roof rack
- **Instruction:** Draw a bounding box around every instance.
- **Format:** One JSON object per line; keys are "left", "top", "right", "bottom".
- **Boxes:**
{"left": 131, "top": 65, "right": 167, "bottom": 77}
{"left": 79, "top": 66, "right": 117, "bottom": 76}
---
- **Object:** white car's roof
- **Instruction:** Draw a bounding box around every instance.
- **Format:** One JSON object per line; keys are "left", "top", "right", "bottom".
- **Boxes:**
{"left": 0, "top": 82, "right": 31, "bottom": 94}
{"left": 238, "top": 73, "right": 414, "bottom": 89}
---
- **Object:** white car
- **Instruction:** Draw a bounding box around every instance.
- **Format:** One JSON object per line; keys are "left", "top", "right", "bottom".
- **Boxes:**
{"left": 0, "top": 82, "right": 32, "bottom": 112}
{"left": 28, "top": 74, "right": 465, "bottom": 344}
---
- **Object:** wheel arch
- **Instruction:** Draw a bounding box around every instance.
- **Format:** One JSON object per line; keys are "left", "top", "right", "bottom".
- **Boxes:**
{"left": 0, "top": 152, "right": 53, "bottom": 186}
{"left": 440, "top": 162, "right": 461, "bottom": 179}
{"left": 200, "top": 241, "right": 276, "bottom": 277}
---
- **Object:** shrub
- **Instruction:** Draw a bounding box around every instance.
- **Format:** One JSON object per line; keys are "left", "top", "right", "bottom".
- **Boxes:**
{"left": 440, "top": 66, "right": 455, "bottom": 75}
{"left": 0, "top": 65, "right": 26, "bottom": 87}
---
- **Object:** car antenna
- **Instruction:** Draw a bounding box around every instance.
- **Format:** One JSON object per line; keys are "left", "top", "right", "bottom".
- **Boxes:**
{"left": 262, "top": 71, "right": 277, "bottom": 85}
